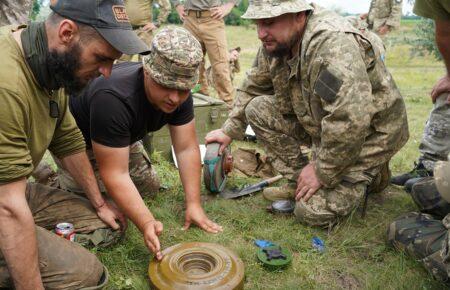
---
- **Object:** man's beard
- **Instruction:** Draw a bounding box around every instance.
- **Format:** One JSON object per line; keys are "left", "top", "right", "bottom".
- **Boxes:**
{"left": 263, "top": 32, "right": 302, "bottom": 58}
{"left": 47, "top": 42, "right": 86, "bottom": 95}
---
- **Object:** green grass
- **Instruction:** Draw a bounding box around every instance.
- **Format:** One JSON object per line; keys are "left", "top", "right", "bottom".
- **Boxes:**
{"left": 80, "top": 24, "right": 448, "bottom": 289}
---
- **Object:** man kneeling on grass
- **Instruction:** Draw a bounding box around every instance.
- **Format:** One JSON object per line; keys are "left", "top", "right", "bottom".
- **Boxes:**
{"left": 67, "top": 27, "right": 222, "bottom": 259}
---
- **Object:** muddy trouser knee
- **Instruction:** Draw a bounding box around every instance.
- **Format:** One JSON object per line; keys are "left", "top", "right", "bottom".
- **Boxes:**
{"left": 0, "top": 183, "right": 118, "bottom": 289}
{"left": 55, "top": 144, "right": 160, "bottom": 197}
{"left": 244, "top": 95, "right": 310, "bottom": 181}
{"left": 293, "top": 181, "right": 367, "bottom": 227}
{"left": 419, "top": 93, "right": 450, "bottom": 171}
{"left": 387, "top": 212, "right": 450, "bottom": 283}
{"left": 129, "top": 141, "right": 160, "bottom": 196}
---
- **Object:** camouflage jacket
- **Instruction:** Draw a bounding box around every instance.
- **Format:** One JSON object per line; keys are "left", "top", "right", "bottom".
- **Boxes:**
{"left": 367, "top": 0, "right": 403, "bottom": 31}
{"left": 222, "top": 5, "right": 409, "bottom": 187}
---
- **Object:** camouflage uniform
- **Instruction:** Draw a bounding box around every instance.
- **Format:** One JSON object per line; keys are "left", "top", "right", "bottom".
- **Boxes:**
{"left": 388, "top": 158, "right": 450, "bottom": 283}
{"left": 367, "top": 0, "right": 403, "bottom": 33}
{"left": 37, "top": 142, "right": 161, "bottom": 197}
{"left": 223, "top": 1, "right": 409, "bottom": 227}
{"left": 418, "top": 93, "right": 450, "bottom": 171}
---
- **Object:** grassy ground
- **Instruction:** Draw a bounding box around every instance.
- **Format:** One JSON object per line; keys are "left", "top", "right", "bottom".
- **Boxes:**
{"left": 96, "top": 22, "right": 447, "bottom": 289}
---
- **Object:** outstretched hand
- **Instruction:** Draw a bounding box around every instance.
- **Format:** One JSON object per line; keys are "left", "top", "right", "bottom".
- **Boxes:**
{"left": 143, "top": 220, "right": 164, "bottom": 260}
{"left": 183, "top": 203, "right": 223, "bottom": 233}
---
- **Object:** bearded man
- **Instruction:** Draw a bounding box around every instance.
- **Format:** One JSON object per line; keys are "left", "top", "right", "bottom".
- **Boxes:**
{"left": 0, "top": 0, "right": 149, "bottom": 288}
{"left": 206, "top": 0, "right": 409, "bottom": 227}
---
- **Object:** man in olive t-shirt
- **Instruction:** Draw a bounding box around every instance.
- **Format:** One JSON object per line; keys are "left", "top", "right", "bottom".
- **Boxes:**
{"left": 0, "top": 0, "right": 149, "bottom": 289}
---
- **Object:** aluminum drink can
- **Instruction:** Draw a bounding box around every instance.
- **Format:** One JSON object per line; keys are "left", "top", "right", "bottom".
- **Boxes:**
{"left": 55, "top": 222, "right": 75, "bottom": 241}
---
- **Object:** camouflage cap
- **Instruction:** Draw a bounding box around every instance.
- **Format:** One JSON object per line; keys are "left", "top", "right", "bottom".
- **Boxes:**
{"left": 242, "top": 0, "right": 313, "bottom": 19}
{"left": 142, "top": 27, "right": 202, "bottom": 90}
{"left": 434, "top": 157, "right": 450, "bottom": 203}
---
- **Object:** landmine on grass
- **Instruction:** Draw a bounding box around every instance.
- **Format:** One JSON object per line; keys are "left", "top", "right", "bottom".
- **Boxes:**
{"left": 149, "top": 242, "right": 244, "bottom": 289}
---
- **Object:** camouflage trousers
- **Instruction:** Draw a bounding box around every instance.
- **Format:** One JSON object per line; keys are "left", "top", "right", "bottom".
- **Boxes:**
{"left": 387, "top": 176, "right": 450, "bottom": 283}
{"left": 387, "top": 212, "right": 450, "bottom": 283}
{"left": 419, "top": 93, "right": 450, "bottom": 171}
{"left": 35, "top": 142, "right": 160, "bottom": 197}
{"left": 245, "top": 95, "right": 387, "bottom": 227}
{"left": 0, "top": 183, "right": 122, "bottom": 289}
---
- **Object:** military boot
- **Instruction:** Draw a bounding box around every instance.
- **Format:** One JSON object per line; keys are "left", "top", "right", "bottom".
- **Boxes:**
{"left": 391, "top": 162, "right": 433, "bottom": 186}
{"left": 263, "top": 183, "right": 296, "bottom": 201}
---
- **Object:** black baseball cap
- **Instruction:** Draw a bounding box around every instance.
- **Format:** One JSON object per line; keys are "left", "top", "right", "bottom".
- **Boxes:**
{"left": 50, "top": 0, "right": 149, "bottom": 55}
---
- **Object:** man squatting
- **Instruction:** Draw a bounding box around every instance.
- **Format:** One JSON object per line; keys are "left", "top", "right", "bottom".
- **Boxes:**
{"left": 207, "top": 0, "right": 409, "bottom": 227}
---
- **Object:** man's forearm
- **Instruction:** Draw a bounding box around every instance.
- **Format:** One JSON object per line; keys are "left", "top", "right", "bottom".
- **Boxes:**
{"left": 101, "top": 173, "right": 155, "bottom": 232}
{"left": 0, "top": 179, "right": 44, "bottom": 290}
{"left": 60, "top": 152, "right": 104, "bottom": 208}
{"left": 176, "top": 146, "right": 202, "bottom": 205}
{"left": 436, "top": 20, "right": 450, "bottom": 75}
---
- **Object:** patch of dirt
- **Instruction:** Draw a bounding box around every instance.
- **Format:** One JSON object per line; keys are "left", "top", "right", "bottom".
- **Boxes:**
{"left": 335, "top": 271, "right": 361, "bottom": 290}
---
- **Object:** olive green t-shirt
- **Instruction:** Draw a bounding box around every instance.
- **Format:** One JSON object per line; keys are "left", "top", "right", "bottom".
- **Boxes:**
{"left": 0, "top": 26, "right": 85, "bottom": 183}
{"left": 413, "top": 0, "right": 450, "bottom": 21}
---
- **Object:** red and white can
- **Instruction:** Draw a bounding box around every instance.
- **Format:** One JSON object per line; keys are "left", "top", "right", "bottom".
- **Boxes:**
{"left": 55, "top": 222, "right": 75, "bottom": 241}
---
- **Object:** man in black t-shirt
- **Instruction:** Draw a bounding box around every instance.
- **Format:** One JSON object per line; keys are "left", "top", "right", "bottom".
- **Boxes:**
{"left": 58, "top": 27, "right": 222, "bottom": 259}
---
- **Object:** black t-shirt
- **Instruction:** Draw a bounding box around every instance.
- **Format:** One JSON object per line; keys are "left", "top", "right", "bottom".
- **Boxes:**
{"left": 69, "top": 62, "right": 194, "bottom": 148}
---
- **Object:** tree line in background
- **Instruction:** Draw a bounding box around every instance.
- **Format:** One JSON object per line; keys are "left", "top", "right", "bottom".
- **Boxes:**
{"left": 22, "top": 0, "right": 440, "bottom": 62}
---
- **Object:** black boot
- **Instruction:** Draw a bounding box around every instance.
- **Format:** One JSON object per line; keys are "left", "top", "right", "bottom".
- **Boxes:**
{"left": 391, "top": 162, "right": 433, "bottom": 186}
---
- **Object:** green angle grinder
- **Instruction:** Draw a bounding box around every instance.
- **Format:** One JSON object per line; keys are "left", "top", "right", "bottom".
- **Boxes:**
{"left": 203, "top": 142, "right": 233, "bottom": 193}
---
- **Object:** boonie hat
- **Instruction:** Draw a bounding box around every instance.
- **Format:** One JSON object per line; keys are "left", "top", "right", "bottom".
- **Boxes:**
{"left": 50, "top": 0, "right": 149, "bottom": 55}
{"left": 242, "top": 0, "right": 313, "bottom": 19}
{"left": 434, "top": 156, "right": 450, "bottom": 203}
{"left": 142, "top": 27, "right": 203, "bottom": 90}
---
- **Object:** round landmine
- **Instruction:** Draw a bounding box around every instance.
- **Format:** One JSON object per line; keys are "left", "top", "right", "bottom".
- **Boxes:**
{"left": 256, "top": 245, "right": 292, "bottom": 270}
{"left": 149, "top": 242, "right": 244, "bottom": 289}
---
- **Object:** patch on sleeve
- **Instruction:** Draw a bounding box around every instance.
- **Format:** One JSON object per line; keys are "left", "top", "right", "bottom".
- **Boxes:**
{"left": 314, "top": 68, "right": 343, "bottom": 102}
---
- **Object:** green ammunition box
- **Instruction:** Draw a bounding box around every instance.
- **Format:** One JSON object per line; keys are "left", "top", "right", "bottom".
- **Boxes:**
{"left": 150, "top": 93, "right": 229, "bottom": 159}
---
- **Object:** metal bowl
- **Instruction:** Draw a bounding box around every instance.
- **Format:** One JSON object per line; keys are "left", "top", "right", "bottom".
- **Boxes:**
{"left": 149, "top": 242, "right": 244, "bottom": 289}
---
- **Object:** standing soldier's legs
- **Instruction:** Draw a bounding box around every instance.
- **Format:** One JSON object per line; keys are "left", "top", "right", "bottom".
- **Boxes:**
{"left": 184, "top": 15, "right": 234, "bottom": 105}
{"left": 419, "top": 93, "right": 450, "bottom": 170}
{"left": 244, "top": 95, "right": 310, "bottom": 181}
{"left": 200, "top": 17, "right": 234, "bottom": 105}
{"left": 183, "top": 15, "right": 210, "bottom": 96}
